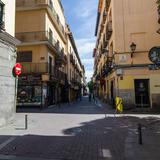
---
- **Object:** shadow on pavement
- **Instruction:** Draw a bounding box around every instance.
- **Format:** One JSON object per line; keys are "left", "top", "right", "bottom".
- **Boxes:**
{"left": 0, "top": 116, "right": 160, "bottom": 160}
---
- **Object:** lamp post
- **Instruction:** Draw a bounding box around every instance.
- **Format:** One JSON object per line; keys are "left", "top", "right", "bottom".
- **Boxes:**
{"left": 130, "top": 42, "right": 136, "bottom": 58}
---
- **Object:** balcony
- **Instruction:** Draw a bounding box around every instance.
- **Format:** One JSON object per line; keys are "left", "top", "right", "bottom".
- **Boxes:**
{"left": 16, "top": 31, "right": 56, "bottom": 45}
{"left": 101, "top": 23, "right": 105, "bottom": 33}
{"left": 103, "top": 57, "right": 114, "bottom": 76}
{"left": 20, "top": 62, "right": 66, "bottom": 81}
{"left": 71, "top": 78, "right": 81, "bottom": 87}
{"left": 16, "top": 31, "right": 65, "bottom": 56}
{"left": 105, "top": 0, "right": 111, "bottom": 11}
{"left": 54, "top": 68, "right": 67, "bottom": 82}
{"left": 70, "top": 54, "right": 76, "bottom": 65}
{"left": 103, "top": 40, "right": 109, "bottom": 49}
{"left": 21, "top": 62, "right": 49, "bottom": 74}
{"left": 70, "top": 54, "right": 73, "bottom": 63}
{"left": 106, "top": 21, "right": 112, "bottom": 40}
{"left": 95, "top": 73, "right": 100, "bottom": 81}
{"left": 56, "top": 50, "right": 67, "bottom": 66}
{"left": 16, "top": 0, "right": 66, "bottom": 40}
{"left": 102, "top": 9, "right": 107, "bottom": 25}
{"left": 101, "top": 48, "right": 108, "bottom": 55}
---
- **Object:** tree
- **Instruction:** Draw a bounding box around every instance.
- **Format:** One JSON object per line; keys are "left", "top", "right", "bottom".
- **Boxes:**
{"left": 87, "top": 81, "right": 94, "bottom": 93}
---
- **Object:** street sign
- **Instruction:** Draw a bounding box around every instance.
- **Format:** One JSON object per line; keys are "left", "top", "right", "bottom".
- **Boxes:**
{"left": 14, "top": 63, "right": 22, "bottom": 76}
{"left": 148, "top": 47, "right": 160, "bottom": 65}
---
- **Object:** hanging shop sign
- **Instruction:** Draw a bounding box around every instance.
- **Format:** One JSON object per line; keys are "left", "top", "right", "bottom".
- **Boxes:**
{"left": 149, "top": 47, "right": 160, "bottom": 65}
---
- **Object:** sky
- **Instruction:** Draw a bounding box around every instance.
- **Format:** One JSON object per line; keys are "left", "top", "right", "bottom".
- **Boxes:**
{"left": 61, "top": 0, "right": 99, "bottom": 82}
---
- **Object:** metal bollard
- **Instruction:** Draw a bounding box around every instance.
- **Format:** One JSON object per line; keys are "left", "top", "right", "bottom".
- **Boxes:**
{"left": 25, "top": 115, "right": 28, "bottom": 130}
{"left": 138, "top": 123, "right": 142, "bottom": 145}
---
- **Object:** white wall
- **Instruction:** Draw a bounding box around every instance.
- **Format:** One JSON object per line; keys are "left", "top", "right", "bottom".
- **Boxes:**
{"left": 2, "top": 0, "right": 15, "bottom": 36}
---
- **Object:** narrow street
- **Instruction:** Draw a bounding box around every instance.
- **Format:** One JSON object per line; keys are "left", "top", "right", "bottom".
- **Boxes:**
{"left": 0, "top": 97, "right": 160, "bottom": 160}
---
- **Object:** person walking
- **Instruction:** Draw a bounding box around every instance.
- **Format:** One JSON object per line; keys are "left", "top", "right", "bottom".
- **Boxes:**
{"left": 87, "top": 80, "right": 94, "bottom": 102}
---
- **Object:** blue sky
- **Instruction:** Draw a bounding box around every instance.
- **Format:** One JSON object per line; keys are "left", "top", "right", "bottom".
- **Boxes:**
{"left": 61, "top": 0, "right": 98, "bottom": 82}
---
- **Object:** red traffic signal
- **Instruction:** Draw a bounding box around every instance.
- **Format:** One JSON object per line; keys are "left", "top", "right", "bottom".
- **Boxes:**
{"left": 14, "top": 63, "right": 22, "bottom": 76}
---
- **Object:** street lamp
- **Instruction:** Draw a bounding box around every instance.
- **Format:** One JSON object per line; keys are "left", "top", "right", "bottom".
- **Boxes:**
{"left": 130, "top": 42, "right": 136, "bottom": 58}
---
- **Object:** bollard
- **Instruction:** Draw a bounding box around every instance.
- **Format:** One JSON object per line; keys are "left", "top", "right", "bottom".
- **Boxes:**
{"left": 25, "top": 114, "right": 28, "bottom": 130}
{"left": 138, "top": 123, "right": 142, "bottom": 145}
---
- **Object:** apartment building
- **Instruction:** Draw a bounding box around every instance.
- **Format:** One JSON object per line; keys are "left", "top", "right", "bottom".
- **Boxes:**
{"left": 93, "top": 0, "right": 160, "bottom": 109}
{"left": 15, "top": 0, "right": 69, "bottom": 107}
{"left": 0, "top": 0, "right": 19, "bottom": 126}
{"left": 66, "top": 25, "right": 85, "bottom": 102}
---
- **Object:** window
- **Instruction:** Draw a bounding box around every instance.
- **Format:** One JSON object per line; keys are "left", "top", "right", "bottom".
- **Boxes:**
{"left": 62, "top": 26, "right": 64, "bottom": 34}
{"left": 17, "top": 51, "right": 32, "bottom": 62}
{"left": 49, "top": 56, "right": 53, "bottom": 74}
{"left": 49, "top": 0, "right": 53, "bottom": 9}
{"left": 49, "top": 28, "right": 53, "bottom": 43}
{"left": 56, "top": 40, "right": 60, "bottom": 50}
{"left": 57, "top": 14, "right": 60, "bottom": 24}
{"left": 0, "top": 1, "right": 5, "bottom": 29}
{"left": 61, "top": 47, "right": 64, "bottom": 53}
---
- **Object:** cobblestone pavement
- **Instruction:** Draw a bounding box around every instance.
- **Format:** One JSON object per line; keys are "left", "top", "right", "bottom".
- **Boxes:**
{"left": 0, "top": 97, "right": 160, "bottom": 160}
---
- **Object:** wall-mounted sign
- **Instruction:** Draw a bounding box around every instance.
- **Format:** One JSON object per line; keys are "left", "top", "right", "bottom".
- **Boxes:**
{"left": 119, "top": 54, "right": 127, "bottom": 62}
{"left": 149, "top": 47, "right": 160, "bottom": 65}
{"left": 116, "top": 69, "right": 123, "bottom": 76}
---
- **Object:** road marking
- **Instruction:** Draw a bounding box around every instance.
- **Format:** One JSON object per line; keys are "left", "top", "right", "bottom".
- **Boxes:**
{"left": 0, "top": 137, "right": 16, "bottom": 151}
{"left": 102, "top": 149, "right": 112, "bottom": 158}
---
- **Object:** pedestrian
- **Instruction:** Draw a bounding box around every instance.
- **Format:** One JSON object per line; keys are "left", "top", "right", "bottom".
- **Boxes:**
{"left": 93, "top": 92, "right": 97, "bottom": 104}
{"left": 80, "top": 93, "right": 82, "bottom": 101}
{"left": 89, "top": 93, "right": 91, "bottom": 102}
{"left": 87, "top": 79, "right": 94, "bottom": 102}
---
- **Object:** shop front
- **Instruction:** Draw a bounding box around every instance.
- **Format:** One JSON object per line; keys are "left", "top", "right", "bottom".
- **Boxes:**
{"left": 17, "top": 74, "right": 48, "bottom": 108}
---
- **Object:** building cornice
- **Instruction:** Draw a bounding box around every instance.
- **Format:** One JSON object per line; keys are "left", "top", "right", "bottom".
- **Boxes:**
{"left": 0, "top": 31, "right": 21, "bottom": 47}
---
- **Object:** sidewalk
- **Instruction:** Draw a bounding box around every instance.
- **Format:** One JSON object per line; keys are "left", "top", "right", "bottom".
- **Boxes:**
{"left": 125, "top": 118, "right": 160, "bottom": 160}
{"left": 0, "top": 98, "right": 160, "bottom": 159}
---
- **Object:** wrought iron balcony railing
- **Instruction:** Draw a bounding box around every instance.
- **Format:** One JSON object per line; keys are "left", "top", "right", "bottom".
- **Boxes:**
{"left": 20, "top": 62, "right": 48, "bottom": 74}
{"left": 105, "top": 0, "right": 111, "bottom": 11}
{"left": 70, "top": 54, "right": 76, "bottom": 65}
{"left": 106, "top": 21, "right": 112, "bottom": 40}
{"left": 19, "top": 62, "right": 66, "bottom": 81}
{"left": 56, "top": 51, "right": 68, "bottom": 66}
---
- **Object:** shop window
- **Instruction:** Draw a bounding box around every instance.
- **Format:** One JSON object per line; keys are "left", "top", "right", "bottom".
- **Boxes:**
{"left": 17, "top": 51, "right": 32, "bottom": 62}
